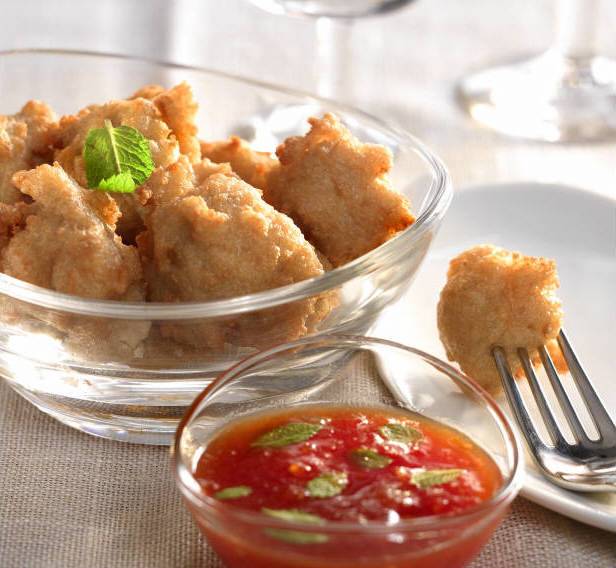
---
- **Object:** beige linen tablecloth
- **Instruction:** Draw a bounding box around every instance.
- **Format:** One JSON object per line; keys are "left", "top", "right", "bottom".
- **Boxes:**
{"left": 1, "top": 370, "right": 615, "bottom": 568}
{"left": 1, "top": 1, "right": 616, "bottom": 566}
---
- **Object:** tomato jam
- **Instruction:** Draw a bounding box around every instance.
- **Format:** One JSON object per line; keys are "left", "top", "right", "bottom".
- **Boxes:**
{"left": 189, "top": 404, "right": 506, "bottom": 568}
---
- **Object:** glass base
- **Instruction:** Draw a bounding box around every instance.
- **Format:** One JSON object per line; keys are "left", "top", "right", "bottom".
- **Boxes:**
{"left": 10, "top": 383, "right": 181, "bottom": 445}
{"left": 457, "top": 50, "right": 616, "bottom": 142}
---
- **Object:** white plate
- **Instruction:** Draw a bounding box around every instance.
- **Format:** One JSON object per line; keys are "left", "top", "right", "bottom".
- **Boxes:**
{"left": 373, "top": 182, "right": 616, "bottom": 532}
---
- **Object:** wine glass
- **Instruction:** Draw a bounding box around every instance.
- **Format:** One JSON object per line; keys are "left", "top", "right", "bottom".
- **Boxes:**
{"left": 457, "top": 0, "right": 616, "bottom": 142}
{"left": 239, "top": 0, "right": 416, "bottom": 149}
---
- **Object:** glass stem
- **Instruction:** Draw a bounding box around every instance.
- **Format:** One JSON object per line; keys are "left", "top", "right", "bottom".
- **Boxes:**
{"left": 554, "top": 0, "right": 598, "bottom": 60}
{"left": 315, "top": 17, "right": 354, "bottom": 102}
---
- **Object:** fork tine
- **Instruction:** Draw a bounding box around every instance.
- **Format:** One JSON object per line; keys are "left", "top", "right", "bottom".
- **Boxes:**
{"left": 493, "top": 347, "right": 548, "bottom": 453}
{"left": 517, "top": 348, "right": 568, "bottom": 448}
{"left": 557, "top": 330, "right": 616, "bottom": 440}
{"left": 538, "top": 346, "right": 591, "bottom": 443}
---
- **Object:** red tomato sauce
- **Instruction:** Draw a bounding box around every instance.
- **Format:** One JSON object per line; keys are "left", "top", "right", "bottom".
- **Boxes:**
{"left": 196, "top": 404, "right": 501, "bottom": 520}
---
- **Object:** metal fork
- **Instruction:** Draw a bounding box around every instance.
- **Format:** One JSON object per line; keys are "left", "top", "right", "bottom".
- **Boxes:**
{"left": 493, "top": 330, "right": 616, "bottom": 492}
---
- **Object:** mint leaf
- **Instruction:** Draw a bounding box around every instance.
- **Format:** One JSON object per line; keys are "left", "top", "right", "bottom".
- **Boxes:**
{"left": 262, "top": 509, "right": 328, "bottom": 543}
{"left": 307, "top": 472, "right": 348, "bottom": 498}
{"left": 411, "top": 468, "right": 463, "bottom": 489}
{"left": 97, "top": 172, "right": 136, "bottom": 193}
{"left": 264, "top": 528, "right": 329, "bottom": 545}
{"left": 262, "top": 508, "right": 325, "bottom": 524}
{"left": 83, "top": 120, "right": 154, "bottom": 193}
{"left": 350, "top": 448, "right": 393, "bottom": 469}
{"left": 379, "top": 423, "right": 422, "bottom": 444}
{"left": 214, "top": 485, "right": 252, "bottom": 500}
{"left": 251, "top": 423, "right": 322, "bottom": 449}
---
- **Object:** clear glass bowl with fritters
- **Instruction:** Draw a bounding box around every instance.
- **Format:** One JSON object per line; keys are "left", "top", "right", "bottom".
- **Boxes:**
{"left": 0, "top": 49, "right": 451, "bottom": 444}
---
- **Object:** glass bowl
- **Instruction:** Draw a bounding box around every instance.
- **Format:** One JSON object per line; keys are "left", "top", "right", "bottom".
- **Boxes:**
{"left": 0, "top": 49, "right": 451, "bottom": 444}
{"left": 173, "top": 335, "right": 523, "bottom": 568}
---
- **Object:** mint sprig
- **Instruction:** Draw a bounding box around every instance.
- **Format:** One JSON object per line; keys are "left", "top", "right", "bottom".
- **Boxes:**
{"left": 350, "top": 448, "right": 393, "bottom": 469}
{"left": 83, "top": 120, "right": 154, "bottom": 193}
{"left": 411, "top": 468, "right": 463, "bottom": 489}
{"left": 214, "top": 485, "right": 252, "bottom": 500}
{"left": 251, "top": 423, "right": 322, "bottom": 449}
{"left": 379, "top": 423, "right": 423, "bottom": 444}
{"left": 262, "top": 508, "right": 328, "bottom": 544}
{"left": 307, "top": 472, "right": 348, "bottom": 498}
{"left": 262, "top": 508, "right": 325, "bottom": 524}
{"left": 264, "top": 528, "right": 329, "bottom": 545}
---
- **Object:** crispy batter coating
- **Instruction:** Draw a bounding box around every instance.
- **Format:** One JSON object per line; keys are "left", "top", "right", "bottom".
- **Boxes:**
{"left": 437, "top": 245, "right": 564, "bottom": 393}
{"left": 265, "top": 113, "right": 415, "bottom": 267}
{"left": 132, "top": 83, "right": 201, "bottom": 163}
{"left": 0, "top": 202, "right": 30, "bottom": 253}
{"left": 0, "top": 101, "right": 57, "bottom": 204}
{"left": 138, "top": 158, "right": 328, "bottom": 348}
{"left": 150, "top": 83, "right": 201, "bottom": 163}
{"left": 3, "top": 164, "right": 143, "bottom": 300}
{"left": 200, "top": 136, "right": 277, "bottom": 190}
{"left": 0, "top": 164, "right": 149, "bottom": 357}
{"left": 130, "top": 85, "right": 166, "bottom": 100}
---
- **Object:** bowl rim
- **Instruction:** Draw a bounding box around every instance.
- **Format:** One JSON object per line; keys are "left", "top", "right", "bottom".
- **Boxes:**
{"left": 0, "top": 48, "right": 451, "bottom": 321}
{"left": 172, "top": 335, "right": 524, "bottom": 534}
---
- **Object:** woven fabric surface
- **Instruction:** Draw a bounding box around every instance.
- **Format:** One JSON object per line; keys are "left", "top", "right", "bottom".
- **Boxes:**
{"left": 1, "top": 373, "right": 615, "bottom": 568}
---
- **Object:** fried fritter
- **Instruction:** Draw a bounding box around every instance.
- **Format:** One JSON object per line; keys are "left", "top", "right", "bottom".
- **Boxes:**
{"left": 150, "top": 83, "right": 201, "bottom": 163}
{"left": 437, "top": 245, "right": 564, "bottom": 393}
{"left": 200, "top": 136, "right": 277, "bottom": 190}
{"left": 4, "top": 164, "right": 143, "bottom": 300}
{"left": 0, "top": 101, "right": 57, "bottom": 204}
{"left": 0, "top": 164, "right": 149, "bottom": 356}
{"left": 265, "top": 113, "right": 415, "bottom": 267}
{"left": 138, "top": 157, "right": 328, "bottom": 348}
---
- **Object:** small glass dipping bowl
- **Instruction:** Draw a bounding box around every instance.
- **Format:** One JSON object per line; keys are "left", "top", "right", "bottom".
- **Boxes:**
{"left": 173, "top": 336, "right": 523, "bottom": 568}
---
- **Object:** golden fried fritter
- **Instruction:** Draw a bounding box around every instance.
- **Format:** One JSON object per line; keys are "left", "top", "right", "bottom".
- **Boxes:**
{"left": 138, "top": 157, "right": 328, "bottom": 348}
{"left": 151, "top": 83, "right": 201, "bottom": 163}
{"left": 0, "top": 101, "right": 57, "bottom": 204}
{"left": 140, "top": 158, "right": 324, "bottom": 300}
{"left": 437, "top": 245, "right": 564, "bottom": 393}
{"left": 131, "top": 83, "right": 201, "bottom": 163}
{"left": 201, "top": 136, "right": 277, "bottom": 190}
{"left": 3, "top": 164, "right": 144, "bottom": 301}
{"left": 137, "top": 157, "right": 234, "bottom": 209}
{"left": 0, "top": 164, "right": 149, "bottom": 357}
{"left": 265, "top": 113, "right": 415, "bottom": 267}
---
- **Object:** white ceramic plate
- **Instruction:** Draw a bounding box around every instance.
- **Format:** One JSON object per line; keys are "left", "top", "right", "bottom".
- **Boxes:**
{"left": 373, "top": 182, "right": 616, "bottom": 532}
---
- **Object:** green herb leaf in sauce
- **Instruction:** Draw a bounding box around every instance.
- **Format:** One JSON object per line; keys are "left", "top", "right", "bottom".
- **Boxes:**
{"left": 262, "top": 508, "right": 328, "bottom": 544}
{"left": 379, "top": 423, "right": 423, "bottom": 444}
{"left": 214, "top": 485, "right": 252, "bottom": 500}
{"left": 83, "top": 120, "right": 154, "bottom": 193}
{"left": 251, "top": 423, "right": 322, "bottom": 449}
{"left": 350, "top": 448, "right": 393, "bottom": 469}
{"left": 264, "top": 528, "right": 329, "bottom": 545}
{"left": 262, "top": 508, "right": 325, "bottom": 524}
{"left": 411, "top": 468, "right": 463, "bottom": 489}
{"left": 307, "top": 472, "right": 348, "bottom": 498}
